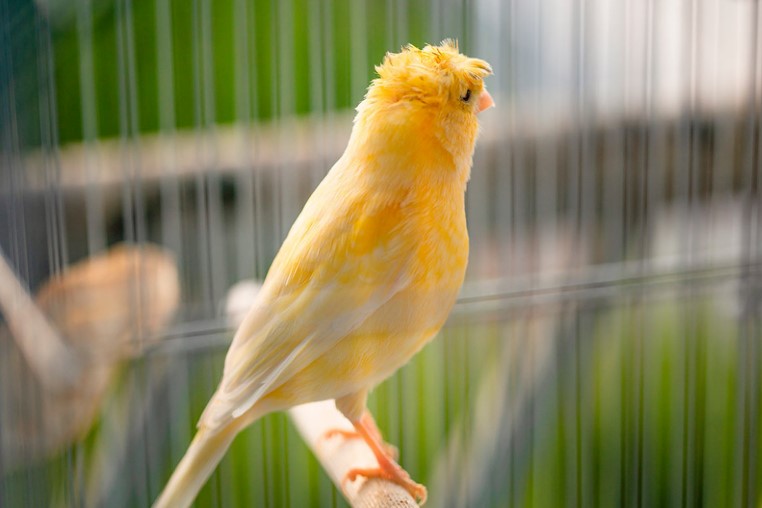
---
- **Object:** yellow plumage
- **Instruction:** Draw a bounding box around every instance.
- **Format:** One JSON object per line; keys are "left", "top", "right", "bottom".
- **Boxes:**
{"left": 154, "top": 40, "right": 492, "bottom": 507}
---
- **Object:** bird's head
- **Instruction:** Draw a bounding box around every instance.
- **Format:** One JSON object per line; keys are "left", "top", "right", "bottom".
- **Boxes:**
{"left": 353, "top": 40, "right": 493, "bottom": 179}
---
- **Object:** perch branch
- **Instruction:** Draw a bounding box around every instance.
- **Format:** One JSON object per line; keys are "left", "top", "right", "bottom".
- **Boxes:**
{"left": 289, "top": 401, "right": 418, "bottom": 508}
{"left": 289, "top": 400, "right": 418, "bottom": 508}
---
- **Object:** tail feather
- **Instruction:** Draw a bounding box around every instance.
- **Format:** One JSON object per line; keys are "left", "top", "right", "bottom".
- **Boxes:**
{"left": 153, "top": 423, "right": 239, "bottom": 508}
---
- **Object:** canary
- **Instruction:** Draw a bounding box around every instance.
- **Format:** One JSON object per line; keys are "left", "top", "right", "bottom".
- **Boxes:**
{"left": 154, "top": 40, "right": 493, "bottom": 507}
{"left": 0, "top": 244, "right": 179, "bottom": 468}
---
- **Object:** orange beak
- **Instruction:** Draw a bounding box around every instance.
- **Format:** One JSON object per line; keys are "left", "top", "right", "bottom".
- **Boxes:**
{"left": 478, "top": 90, "right": 495, "bottom": 113}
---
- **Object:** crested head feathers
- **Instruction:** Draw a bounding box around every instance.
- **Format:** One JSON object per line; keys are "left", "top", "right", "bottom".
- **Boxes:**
{"left": 364, "top": 40, "right": 493, "bottom": 109}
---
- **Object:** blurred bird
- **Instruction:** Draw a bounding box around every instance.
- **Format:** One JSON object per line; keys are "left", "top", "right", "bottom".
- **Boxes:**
{"left": 155, "top": 40, "right": 493, "bottom": 507}
{"left": 0, "top": 244, "right": 179, "bottom": 468}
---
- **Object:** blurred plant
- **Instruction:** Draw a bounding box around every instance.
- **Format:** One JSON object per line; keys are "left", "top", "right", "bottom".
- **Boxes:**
{"left": 455, "top": 298, "right": 762, "bottom": 508}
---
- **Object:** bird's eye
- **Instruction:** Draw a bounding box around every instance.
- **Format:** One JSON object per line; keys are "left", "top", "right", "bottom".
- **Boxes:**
{"left": 461, "top": 89, "right": 471, "bottom": 102}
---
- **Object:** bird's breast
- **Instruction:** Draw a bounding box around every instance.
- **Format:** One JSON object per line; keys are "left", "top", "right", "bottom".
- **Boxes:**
{"left": 357, "top": 195, "right": 469, "bottom": 353}
{"left": 264, "top": 191, "right": 470, "bottom": 405}
{"left": 407, "top": 190, "right": 469, "bottom": 290}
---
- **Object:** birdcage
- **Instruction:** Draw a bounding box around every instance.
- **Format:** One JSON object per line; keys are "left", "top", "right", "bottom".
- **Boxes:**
{"left": 1, "top": 0, "right": 760, "bottom": 506}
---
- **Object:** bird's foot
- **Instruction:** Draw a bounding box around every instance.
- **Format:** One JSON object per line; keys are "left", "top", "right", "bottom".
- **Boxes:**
{"left": 340, "top": 411, "right": 425, "bottom": 504}
{"left": 322, "top": 412, "right": 398, "bottom": 459}
{"left": 344, "top": 463, "right": 427, "bottom": 505}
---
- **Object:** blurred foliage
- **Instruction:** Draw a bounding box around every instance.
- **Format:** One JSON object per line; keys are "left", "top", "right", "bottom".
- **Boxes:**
{"left": 522, "top": 299, "right": 762, "bottom": 508}
{"left": 45, "top": 0, "right": 434, "bottom": 145}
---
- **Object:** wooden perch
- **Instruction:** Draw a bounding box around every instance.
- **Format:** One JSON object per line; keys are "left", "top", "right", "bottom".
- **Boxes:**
{"left": 290, "top": 401, "right": 418, "bottom": 508}
{"left": 225, "top": 281, "right": 418, "bottom": 507}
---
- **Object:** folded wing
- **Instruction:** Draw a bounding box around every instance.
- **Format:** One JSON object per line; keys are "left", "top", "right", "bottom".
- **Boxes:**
{"left": 200, "top": 182, "right": 412, "bottom": 429}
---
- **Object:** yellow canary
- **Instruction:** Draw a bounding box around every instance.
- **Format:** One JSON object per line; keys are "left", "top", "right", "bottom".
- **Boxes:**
{"left": 154, "top": 40, "right": 493, "bottom": 507}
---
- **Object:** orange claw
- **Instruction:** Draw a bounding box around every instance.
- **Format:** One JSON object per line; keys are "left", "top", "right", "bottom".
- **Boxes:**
{"left": 342, "top": 412, "right": 427, "bottom": 505}
{"left": 345, "top": 464, "right": 427, "bottom": 505}
{"left": 322, "top": 413, "right": 398, "bottom": 459}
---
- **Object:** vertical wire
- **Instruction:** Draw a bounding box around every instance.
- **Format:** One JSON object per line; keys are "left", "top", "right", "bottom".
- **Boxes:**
{"left": 74, "top": 3, "right": 99, "bottom": 500}
{"left": 259, "top": 1, "right": 278, "bottom": 504}
{"left": 677, "top": 1, "right": 698, "bottom": 506}
{"left": 673, "top": 0, "right": 693, "bottom": 502}
{"left": 127, "top": 1, "right": 150, "bottom": 502}
{"left": 156, "top": 0, "right": 183, "bottom": 298}
{"left": 750, "top": 21, "right": 762, "bottom": 499}
{"left": 434, "top": 0, "right": 455, "bottom": 494}
{"left": 2, "top": 4, "right": 37, "bottom": 504}
{"left": 689, "top": 3, "right": 707, "bottom": 507}
{"left": 751, "top": 6, "right": 762, "bottom": 498}
{"left": 308, "top": 0, "right": 324, "bottom": 119}
{"left": 114, "top": 0, "right": 130, "bottom": 380}
{"left": 252, "top": 0, "right": 266, "bottom": 283}
{"left": 577, "top": 0, "right": 597, "bottom": 504}
{"left": 585, "top": 0, "right": 602, "bottom": 503}
{"left": 125, "top": 0, "right": 148, "bottom": 350}
{"left": 589, "top": 1, "right": 604, "bottom": 505}
{"left": 737, "top": 3, "right": 761, "bottom": 506}
{"left": 155, "top": 0, "right": 194, "bottom": 499}
{"left": 2, "top": 3, "right": 29, "bottom": 504}
{"left": 321, "top": 0, "right": 336, "bottom": 118}
{"left": 306, "top": 0, "right": 327, "bottom": 317}
{"left": 77, "top": 0, "right": 105, "bottom": 256}
{"left": 428, "top": 0, "right": 441, "bottom": 42}
{"left": 462, "top": 155, "right": 472, "bottom": 508}
{"left": 386, "top": 0, "right": 395, "bottom": 51}
{"left": 200, "top": 0, "right": 226, "bottom": 319}
{"left": 233, "top": 0, "right": 256, "bottom": 284}
{"left": 397, "top": 0, "right": 409, "bottom": 50}
{"left": 231, "top": 10, "right": 262, "bottom": 499}
{"left": 35, "top": 2, "right": 66, "bottom": 501}
{"left": 276, "top": 0, "right": 294, "bottom": 504}
{"left": 627, "top": 1, "right": 654, "bottom": 505}
{"left": 501, "top": 0, "right": 517, "bottom": 502}
{"left": 629, "top": 6, "right": 650, "bottom": 505}
{"left": 268, "top": 0, "right": 281, "bottom": 249}
{"left": 508, "top": 321, "right": 519, "bottom": 508}
{"left": 37, "top": 0, "right": 66, "bottom": 280}
{"left": 0, "top": 1, "right": 29, "bottom": 296}
{"left": 531, "top": 1, "right": 551, "bottom": 505}
{"left": 706, "top": 0, "right": 720, "bottom": 219}
{"left": 117, "top": 0, "right": 152, "bottom": 502}
{"left": 567, "top": 0, "right": 586, "bottom": 503}
{"left": 706, "top": 2, "right": 734, "bottom": 503}
{"left": 190, "top": 0, "right": 212, "bottom": 317}
{"left": 460, "top": 0, "right": 468, "bottom": 50}
{"left": 618, "top": 1, "right": 631, "bottom": 504}
{"left": 124, "top": 0, "right": 146, "bottom": 250}
{"left": 639, "top": 0, "right": 657, "bottom": 504}
{"left": 600, "top": 0, "right": 625, "bottom": 266}
{"left": 302, "top": 11, "right": 334, "bottom": 501}
{"left": 349, "top": 0, "right": 368, "bottom": 111}
{"left": 552, "top": 5, "right": 571, "bottom": 508}
{"left": 120, "top": 0, "right": 145, "bottom": 247}
{"left": 276, "top": 0, "right": 296, "bottom": 238}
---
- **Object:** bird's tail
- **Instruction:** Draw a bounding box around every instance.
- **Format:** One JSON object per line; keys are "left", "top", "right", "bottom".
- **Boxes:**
{"left": 153, "top": 421, "right": 240, "bottom": 508}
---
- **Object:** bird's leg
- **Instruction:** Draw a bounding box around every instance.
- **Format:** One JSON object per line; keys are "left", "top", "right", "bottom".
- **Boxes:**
{"left": 344, "top": 413, "right": 427, "bottom": 504}
{"left": 323, "top": 411, "right": 398, "bottom": 459}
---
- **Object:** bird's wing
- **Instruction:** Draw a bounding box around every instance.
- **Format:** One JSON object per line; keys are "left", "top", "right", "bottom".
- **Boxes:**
{"left": 200, "top": 189, "right": 414, "bottom": 428}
